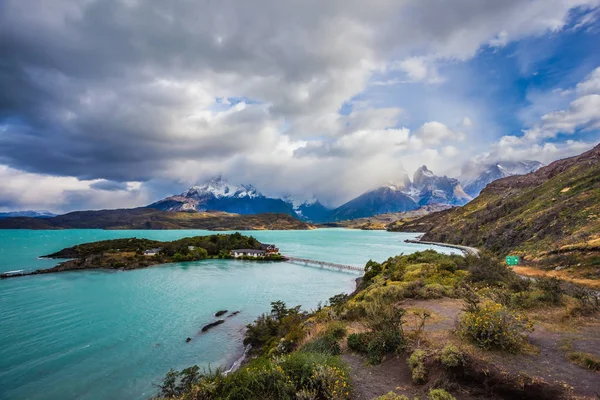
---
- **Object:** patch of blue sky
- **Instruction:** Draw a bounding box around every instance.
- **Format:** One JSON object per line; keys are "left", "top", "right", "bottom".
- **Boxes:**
{"left": 354, "top": 13, "right": 600, "bottom": 144}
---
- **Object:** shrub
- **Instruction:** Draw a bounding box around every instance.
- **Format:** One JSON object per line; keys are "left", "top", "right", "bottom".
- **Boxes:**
{"left": 418, "top": 283, "right": 447, "bottom": 299}
{"left": 277, "top": 351, "right": 350, "bottom": 399}
{"left": 428, "top": 388, "right": 456, "bottom": 400}
{"left": 536, "top": 277, "right": 564, "bottom": 305}
{"left": 458, "top": 300, "right": 533, "bottom": 352}
{"left": 440, "top": 344, "right": 463, "bottom": 368}
{"left": 569, "top": 286, "right": 600, "bottom": 316}
{"left": 325, "top": 322, "right": 347, "bottom": 339}
{"left": 374, "top": 393, "right": 410, "bottom": 400}
{"left": 408, "top": 349, "right": 427, "bottom": 384}
{"left": 347, "top": 333, "right": 370, "bottom": 353}
{"left": 300, "top": 335, "right": 341, "bottom": 356}
{"left": 328, "top": 293, "right": 349, "bottom": 309}
{"left": 466, "top": 254, "right": 514, "bottom": 286}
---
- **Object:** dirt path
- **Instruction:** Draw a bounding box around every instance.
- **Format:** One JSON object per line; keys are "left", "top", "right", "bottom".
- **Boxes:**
{"left": 343, "top": 298, "right": 600, "bottom": 399}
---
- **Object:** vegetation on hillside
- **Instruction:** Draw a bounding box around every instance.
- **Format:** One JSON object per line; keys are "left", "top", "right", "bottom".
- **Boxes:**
{"left": 155, "top": 249, "right": 600, "bottom": 399}
{"left": 392, "top": 144, "right": 600, "bottom": 283}
{"left": 0, "top": 208, "right": 311, "bottom": 230}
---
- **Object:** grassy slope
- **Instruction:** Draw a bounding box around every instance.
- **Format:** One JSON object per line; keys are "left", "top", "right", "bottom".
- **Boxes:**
{"left": 0, "top": 208, "right": 311, "bottom": 230}
{"left": 320, "top": 205, "right": 452, "bottom": 230}
{"left": 393, "top": 144, "right": 600, "bottom": 279}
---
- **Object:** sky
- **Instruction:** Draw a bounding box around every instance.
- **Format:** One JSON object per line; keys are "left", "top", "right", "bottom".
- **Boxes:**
{"left": 1, "top": 0, "right": 599, "bottom": 212}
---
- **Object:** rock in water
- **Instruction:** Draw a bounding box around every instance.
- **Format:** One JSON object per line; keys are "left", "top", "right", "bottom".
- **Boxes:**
{"left": 215, "top": 310, "right": 228, "bottom": 317}
{"left": 228, "top": 311, "right": 241, "bottom": 317}
{"left": 185, "top": 337, "right": 192, "bottom": 343}
{"left": 201, "top": 319, "right": 225, "bottom": 332}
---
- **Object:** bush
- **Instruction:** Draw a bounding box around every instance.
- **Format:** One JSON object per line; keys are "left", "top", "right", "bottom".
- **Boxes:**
{"left": 374, "top": 393, "right": 410, "bottom": 400}
{"left": 440, "top": 344, "right": 463, "bottom": 368}
{"left": 325, "top": 322, "right": 347, "bottom": 339}
{"left": 536, "top": 277, "right": 564, "bottom": 305}
{"left": 466, "top": 254, "right": 514, "bottom": 286}
{"left": 300, "top": 335, "right": 341, "bottom": 356}
{"left": 428, "top": 388, "right": 456, "bottom": 400}
{"left": 568, "top": 286, "right": 600, "bottom": 316}
{"left": 408, "top": 349, "right": 427, "bottom": 384}
{"left": 458, "top": 300, "right": 533, "bottom": 352}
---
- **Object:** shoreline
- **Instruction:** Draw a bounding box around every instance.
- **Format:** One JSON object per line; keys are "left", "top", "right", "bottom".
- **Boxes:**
{"left": 403, "top": 238, "right": 480, "bottom": 257}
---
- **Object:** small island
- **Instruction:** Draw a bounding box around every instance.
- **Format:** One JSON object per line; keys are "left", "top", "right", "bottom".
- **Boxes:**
{"left": 1, "top": 233, "right": 284, "bottom": 279}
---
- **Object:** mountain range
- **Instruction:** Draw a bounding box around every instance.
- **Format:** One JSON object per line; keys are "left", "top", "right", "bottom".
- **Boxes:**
{"left": 148, "top": 165, "right": 474, "bottom": 222}
{"left": 0, "top": 210, "right": 56, "bottom": 219}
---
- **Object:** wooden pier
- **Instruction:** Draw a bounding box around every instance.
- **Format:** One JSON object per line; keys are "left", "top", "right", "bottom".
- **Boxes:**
{"left": 284, "top": 256, "right": 363, "bottom": 273}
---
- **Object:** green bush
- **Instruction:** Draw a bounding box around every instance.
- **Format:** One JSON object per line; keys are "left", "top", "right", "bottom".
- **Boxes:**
{"left": 325, "top": 322, "right": 347, "bottom": 339}
{"left": 244, "top": 301, "right": 306, "bottom": 355}
{"left": 156, "top": 352, "right": 352, "bottom": 400}
{"left": 347, "top": 333, "right": 370, "bottom": 353}
{"left": 374, "top": 393, "right": 410, "bottom": 400}
{"left": 408, "top": 349, "right": 427, "bottom": 384}
{"left": 278, "top": 352, "right": 351, "bottom": 399}
{"left": 458, "top": 300, "right": 533, "bottom": 352}
{"left": 537, "top": 277, "right": 564, "bottom": 305}
{"left": 428, "top": 388, "right": 456, "bottom": 400}
{"left": 300, "top": 335, "right": 341, "bottom": 355}
{"left": 466, "top": 254, "right": 514, "bottom": 286}
{"left": 440, "top": 344, "right": 463, "bottom": 368}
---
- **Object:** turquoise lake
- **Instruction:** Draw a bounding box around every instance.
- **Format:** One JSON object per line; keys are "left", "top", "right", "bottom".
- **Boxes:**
{"left": 0, "top": 229, "right": 458, "bottom": 400}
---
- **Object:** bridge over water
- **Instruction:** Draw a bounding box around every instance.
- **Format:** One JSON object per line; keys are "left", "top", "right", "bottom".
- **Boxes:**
{"left": 284, "top": 256, "right": 364, "bottom": 273}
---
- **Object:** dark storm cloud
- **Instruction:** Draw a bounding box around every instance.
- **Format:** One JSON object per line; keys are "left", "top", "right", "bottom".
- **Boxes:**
{"left": 0, "top": 0, "right": 597, "bottom": 212}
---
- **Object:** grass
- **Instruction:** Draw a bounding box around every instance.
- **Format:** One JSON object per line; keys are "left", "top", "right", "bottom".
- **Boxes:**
{"left": 512, "top": 265, "right": 600, "bottom": 290}
{"left": 568, "top": 352, "right": 600, "bottom": 371}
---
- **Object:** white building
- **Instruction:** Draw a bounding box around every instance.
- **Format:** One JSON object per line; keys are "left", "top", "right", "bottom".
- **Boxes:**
{"left": 230, "top": 249, "right": 266, "bottom": 258}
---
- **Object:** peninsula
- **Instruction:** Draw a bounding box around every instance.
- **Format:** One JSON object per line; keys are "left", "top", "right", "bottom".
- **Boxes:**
{"left": 1, "top": 233, "right": 283, "bottom": 279}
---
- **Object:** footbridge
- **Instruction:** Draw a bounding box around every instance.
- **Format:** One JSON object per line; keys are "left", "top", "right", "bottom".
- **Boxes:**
{"left": 284, "top": 256, "right": 364, "bottom": 273}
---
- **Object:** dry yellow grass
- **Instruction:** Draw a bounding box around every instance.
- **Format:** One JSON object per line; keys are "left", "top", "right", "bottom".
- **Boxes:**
{"left": 512, "top": 266, "right": 600, "bottom": 290}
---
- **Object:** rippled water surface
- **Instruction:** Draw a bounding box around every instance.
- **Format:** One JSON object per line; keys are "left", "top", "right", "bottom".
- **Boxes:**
{"left": 0, "top": 228, "right": 457, "bottom": 400}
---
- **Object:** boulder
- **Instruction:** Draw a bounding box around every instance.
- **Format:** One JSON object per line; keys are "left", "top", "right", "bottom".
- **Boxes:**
{"left": 215, "top": 310, "right": 228, "bottom": 317}
{"left": 228, "top": 311, "right": 241, "bottom": 318}
{"left": 201, "top": 319, "right": 225, "bottom": 332}
{"left": 186, "top": 337, "right": 192, "bottom": 343}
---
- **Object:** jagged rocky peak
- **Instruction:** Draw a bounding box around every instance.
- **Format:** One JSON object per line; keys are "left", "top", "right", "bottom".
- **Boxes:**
{"left": 412, "top": 165, "right": 436, "bottom": 187}
{"left": 460, "top": 159, "right": 544, "bottom": 197}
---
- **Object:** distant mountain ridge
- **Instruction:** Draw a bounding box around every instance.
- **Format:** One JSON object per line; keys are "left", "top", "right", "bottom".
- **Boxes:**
{"left": 329, "top": 166, "right": 471, "bottom": 221}
{"left": 148, "top": 177, "right": 296, "bottom": 216}
{"left": 0, "top": 210, "right": 56, "bottom": 219}
{"left": 145, "top": 158, "right": 541, "bottom": 223}
{"left": 460, "top": 160, "right": 543, "bottom": 197}
{"left": 0, "top": 208, "right": 310, "bottom": 230}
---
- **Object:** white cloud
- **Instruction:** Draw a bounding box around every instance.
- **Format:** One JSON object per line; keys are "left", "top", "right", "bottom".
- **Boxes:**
{"left": 394, "top": 57, "right": 443, "bottom": 84}
{"left": 0, "top": 0, "right": 598, "bottom": 210}
{"left": 486, "top": 67, "right": 600, "bottom": 163}
{"left": 414, "top": 122, "right": 465, "bottom": 145}
{"left": 0, "top": 166, "right": 148, "bottom": 213}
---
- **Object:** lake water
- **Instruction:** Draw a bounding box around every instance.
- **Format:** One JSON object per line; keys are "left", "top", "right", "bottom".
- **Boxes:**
{"left": 0, "top": 229, "right": 458, "bottom": 400}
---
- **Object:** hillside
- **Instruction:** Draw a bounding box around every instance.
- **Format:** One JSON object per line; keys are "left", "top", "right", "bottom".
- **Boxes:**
{"left": 0, "top": 208, "right": 311, "bottom": 230}
{"left": 321, "top": 204, "right": 452, "bottom": 230}
{"left": 393, "top": 144, "right": 600, "bottom": 281}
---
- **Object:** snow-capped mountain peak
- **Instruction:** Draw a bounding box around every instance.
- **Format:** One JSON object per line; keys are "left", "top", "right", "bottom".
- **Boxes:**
{"left": 460, "top": 160, "right": 543, "bottom": 197}
{"left": 183, "top": 177, "right": 263, "bottom": 199}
